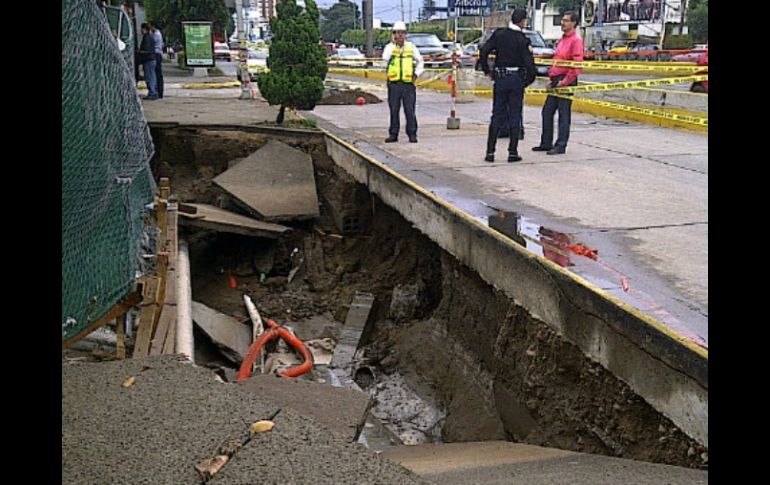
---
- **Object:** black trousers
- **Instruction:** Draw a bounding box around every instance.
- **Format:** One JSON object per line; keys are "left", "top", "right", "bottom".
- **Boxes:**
{"left": 387, "top": 81, "right": 417, "bottom": 138}
{"left": 490, "top": 73, "right": 524, "bottom": 130}
{"left": 154, "top": 53, "right": 164, "bottom": 98}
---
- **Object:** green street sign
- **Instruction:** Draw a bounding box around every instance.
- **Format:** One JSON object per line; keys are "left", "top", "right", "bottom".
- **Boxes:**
{"left": 183, "top": 21, "right": 214, "bottom": 67}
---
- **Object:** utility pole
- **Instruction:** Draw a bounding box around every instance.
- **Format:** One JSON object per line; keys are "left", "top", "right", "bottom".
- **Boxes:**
{"left": 235, "top": 0, "right": 245, "bottom": 46}
{"left": 364, "top": 0, "right": 373, "bottom": 58}
{"left": 401, "top": 0, "right": 405, "bottom": 22}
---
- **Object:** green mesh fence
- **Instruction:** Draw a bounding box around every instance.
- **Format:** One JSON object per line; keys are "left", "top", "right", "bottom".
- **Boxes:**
{"left": 62, "top": 0, "right": 156, "bottom": 340}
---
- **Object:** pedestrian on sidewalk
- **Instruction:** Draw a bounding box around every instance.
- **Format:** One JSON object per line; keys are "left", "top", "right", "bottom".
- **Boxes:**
{"left": 382, "top": 21, "right": 424, "bottom": 143}
{"left": 532, "top": 11, "right": 583, "bottom": 155}
{"left": 480, "top": 8, "right": 536, "bottom": 163}
{"left": 137, "top": 23, "right": 159, "bottom": 100}
{"left": 150, "top": 22, "right": 164, "bottom": 99}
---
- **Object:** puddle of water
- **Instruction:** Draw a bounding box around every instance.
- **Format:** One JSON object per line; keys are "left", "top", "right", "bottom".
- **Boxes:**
{"left": 487, "top": 210, "right": 708, "bottom": 349}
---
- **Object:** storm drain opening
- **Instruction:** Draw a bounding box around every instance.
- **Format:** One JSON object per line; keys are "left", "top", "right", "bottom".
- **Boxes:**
{"left": 150, "top": 126, "right": 706, "bottom": 469}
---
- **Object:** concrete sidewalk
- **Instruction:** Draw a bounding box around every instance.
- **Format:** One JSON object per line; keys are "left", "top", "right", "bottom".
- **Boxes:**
{"left": 305, "top": 83, "right": 708, "bottom": 348}
{"left": 139, "top": 80, "right": 707, "bottom": 348}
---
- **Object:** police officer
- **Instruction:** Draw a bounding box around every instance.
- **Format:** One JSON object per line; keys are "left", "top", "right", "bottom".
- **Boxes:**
{"left": 382, "top": 21, "right": 424, "bottom": 143}
{"left": 480, "top": 8, "right": 537, "bottom": 162}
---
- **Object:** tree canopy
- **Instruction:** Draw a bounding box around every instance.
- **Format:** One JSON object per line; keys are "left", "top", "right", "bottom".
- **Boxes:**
{"left": 320, "top": 0, "right": 361, "bottom": 43}
{"left": 687, "top": 0, "right": 708, "bottom": 42}
{"left": 258, "top": 0, "right": 328, "bottom": 123}
{"left": 144, "top": 0, "right": 232, "bottom": 45}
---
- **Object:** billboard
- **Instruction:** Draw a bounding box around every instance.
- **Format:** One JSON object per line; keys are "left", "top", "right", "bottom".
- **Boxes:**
{"left": 448, "top": 0, "right": 493, "bottom": 17}
{"left": 594, "top": 0, "right": 664, "bottom": 25}
{"left": 183, "top": 21, "right": 214, "bottom": 67}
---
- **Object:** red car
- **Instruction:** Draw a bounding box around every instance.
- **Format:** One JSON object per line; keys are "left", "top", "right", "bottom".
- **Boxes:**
{"left": 690, "top": 50, "right": 708, "bottom": 93}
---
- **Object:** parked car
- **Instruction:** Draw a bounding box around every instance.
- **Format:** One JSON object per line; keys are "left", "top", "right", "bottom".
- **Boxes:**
{"left": 630, "top": 43, "right": 660, "bottom": 53}
{"left": 672, "top": 44, "right": 707, "bottom": 63}
{"left": 474, "top": 29, "right": 554, "bottom": 76}
{"left": 329, "top": 48, "right": 366, "bottom": 67}
{"left": 690, "top": 50, "right": 708, "bottom": 93}
{"left": 323, "top": 42, "right": 338, "bottom": 54}
{"left": 608, "top": 40, "right": 633, "bottom": 54}
{"left": 461, "top": 42, "right": 480, "bottom": 67}
{"left": 237, "top": 49, "right": 269, "bottom": 81}
{"left": 407, "top": 33, "right": 451, "bottom": 68}
{"left": 214, "top": 42, "right": 232, "bottom": 61}
{"left": 440, "top": 41, "right": 463, "bottom": 54}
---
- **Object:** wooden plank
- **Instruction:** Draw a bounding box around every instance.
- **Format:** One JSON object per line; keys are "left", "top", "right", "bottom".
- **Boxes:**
{"left": 159, "top": 177, "right": 170, "bottom": 199}
{"left": 61, "top": 292, "right": 141, "bottom": 350}
{"left": 178, "top": 202, "right": 198, "bottom": 214}
{"left": 162, "top": 318, "right": 176, "bottom": 354}
{"left": 166, "top": 205, "right": 178, "bottom": 266}
{"left": 116, "top": 313, "right": 126, "bottom": 359}
{"left": 150, "top": 304, "right": 176, "bottom": 355}
{"left": 157, "top": 196, "right": 168, "bottom": 249}
{"left": 150, "top": 204, "right": 179, "bottom": 356}
{"left": 150, "top": 267, "right": 177, "bottom": 355}
{"left": 154, "top": 252, "right": 169, "bottom": 323}
{"left": 179, "top": 204, "right": 291, "bottom": 239}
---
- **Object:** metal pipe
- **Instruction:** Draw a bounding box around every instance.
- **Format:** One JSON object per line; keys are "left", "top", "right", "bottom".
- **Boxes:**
{"left": 176, "top": 239, "right": 194, "bottom": 362}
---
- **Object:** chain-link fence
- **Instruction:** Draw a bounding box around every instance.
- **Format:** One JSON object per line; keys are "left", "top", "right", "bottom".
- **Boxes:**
{"left": 62, "top": 0, "right": 156, "bottom": 340}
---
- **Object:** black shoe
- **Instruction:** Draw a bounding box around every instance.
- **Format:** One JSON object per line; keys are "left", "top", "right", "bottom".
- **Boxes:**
{"left": 532, "top": 146, "right": 552, "bottom": 152}
{"left": 508, "top": 153, "right": 522, "bottom": 162}
{"left": 385, "top": 136, "right": 398, "bottom": 143}
{"left": 409, "top": 136, "right": 418, "bottom": 143}
{"left": 143, "top": 95, "right": 159, "bottom": 100}
{"left": 547, "top": 147, "right": 566, "bottom": 155}
{"left": 484, "top": 154, "right": 495, "bottom": 162}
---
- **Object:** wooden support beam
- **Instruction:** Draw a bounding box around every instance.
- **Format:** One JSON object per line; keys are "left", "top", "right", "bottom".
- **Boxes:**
{"left": 61, "top": 292, "right": 141, "bottom": 350}
{"left": 116, "top": 313, "right": 126, "bottom": 359}
{"left": 133, "top": 277, "right": 161, "bottom": 357}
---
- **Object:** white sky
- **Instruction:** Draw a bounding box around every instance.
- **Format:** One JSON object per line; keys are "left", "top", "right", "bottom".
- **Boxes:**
{"left": 314, "top": 0, "right": 446, "bottom": 24}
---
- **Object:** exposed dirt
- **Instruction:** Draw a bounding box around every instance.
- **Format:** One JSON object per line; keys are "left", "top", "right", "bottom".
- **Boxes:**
{"left": 319, "top": 88, "right": 382, "bottom": 105}
{"left": 157, "top": 127, "right": 706, "bottom": 469}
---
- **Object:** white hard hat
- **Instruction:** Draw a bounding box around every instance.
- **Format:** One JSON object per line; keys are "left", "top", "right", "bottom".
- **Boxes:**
{"left": 392, "top": 21, "right": 407, "bottom": 32}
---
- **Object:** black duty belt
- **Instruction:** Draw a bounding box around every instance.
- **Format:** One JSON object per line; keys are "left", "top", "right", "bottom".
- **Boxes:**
{"left": 494, "top": 66, "right": 520, "bottom": 77}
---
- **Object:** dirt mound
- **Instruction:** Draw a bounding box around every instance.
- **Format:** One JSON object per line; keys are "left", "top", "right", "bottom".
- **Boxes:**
{"left": 319, "top": 89, "right": 382, "bottom": 105}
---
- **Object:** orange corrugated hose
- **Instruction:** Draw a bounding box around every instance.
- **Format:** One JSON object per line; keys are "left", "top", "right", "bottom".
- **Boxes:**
{"left": 236, "top": 319, "right": 314, "bottom": 381}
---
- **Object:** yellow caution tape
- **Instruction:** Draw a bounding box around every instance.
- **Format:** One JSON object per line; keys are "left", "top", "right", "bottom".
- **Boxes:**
{"left": 535, "top": 58, "right": 707, "bottom": 72}
{"left": 547, "top": 93, "right": 708, "bottom": 127}
{"left": 182, "top": 81, "right": 241, "bottom": 89}
{"left": 527, "top": 75, "right": 708, "bottom": 95}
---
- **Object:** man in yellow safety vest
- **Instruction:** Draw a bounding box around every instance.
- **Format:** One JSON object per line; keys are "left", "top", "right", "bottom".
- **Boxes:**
{"left": 382, "top": 21, "right": 424, "bottom": 143}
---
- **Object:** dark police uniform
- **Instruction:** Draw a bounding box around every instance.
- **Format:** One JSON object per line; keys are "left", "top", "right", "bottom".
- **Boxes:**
{"left": 480, "top": 25, "right": 536, "bottom": 162}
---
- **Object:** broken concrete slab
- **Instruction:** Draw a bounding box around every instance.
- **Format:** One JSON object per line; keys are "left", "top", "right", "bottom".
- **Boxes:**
{"left": 178, "top": 203, "right": 291, "bottom": 239}
{"left": 331, "top": 292, "right": 375, "bottom": 372}
{"left": 191, "top": 301, "right": 252, "bottom": 364}
{"left": 213, "top": 140, "right": 320, "bottom": 221}
{"left": 383, "top": 441, "right": 708, "bottom": 485}
{"left": 239, "top": 373, "right": 372, "bottom": 442}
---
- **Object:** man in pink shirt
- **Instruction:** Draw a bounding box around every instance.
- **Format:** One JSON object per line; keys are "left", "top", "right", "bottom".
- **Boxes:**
{"left": 532, "top": 11, "right": 584, "bottom": 155}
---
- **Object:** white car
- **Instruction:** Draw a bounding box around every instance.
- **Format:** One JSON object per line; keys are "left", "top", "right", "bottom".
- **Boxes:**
{"left": 329, "top": 48, "right": 366, "bottom": 67}
{"left": 237, "top": 49, "right": 269, "bottom": 81}
{"left": 214, "top": 42, "right": 232, "bottom": 61}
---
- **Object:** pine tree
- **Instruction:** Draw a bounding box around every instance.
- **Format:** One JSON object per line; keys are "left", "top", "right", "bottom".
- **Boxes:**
{"left": 258, "top": 0, "right": 328, "bottom": 124}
